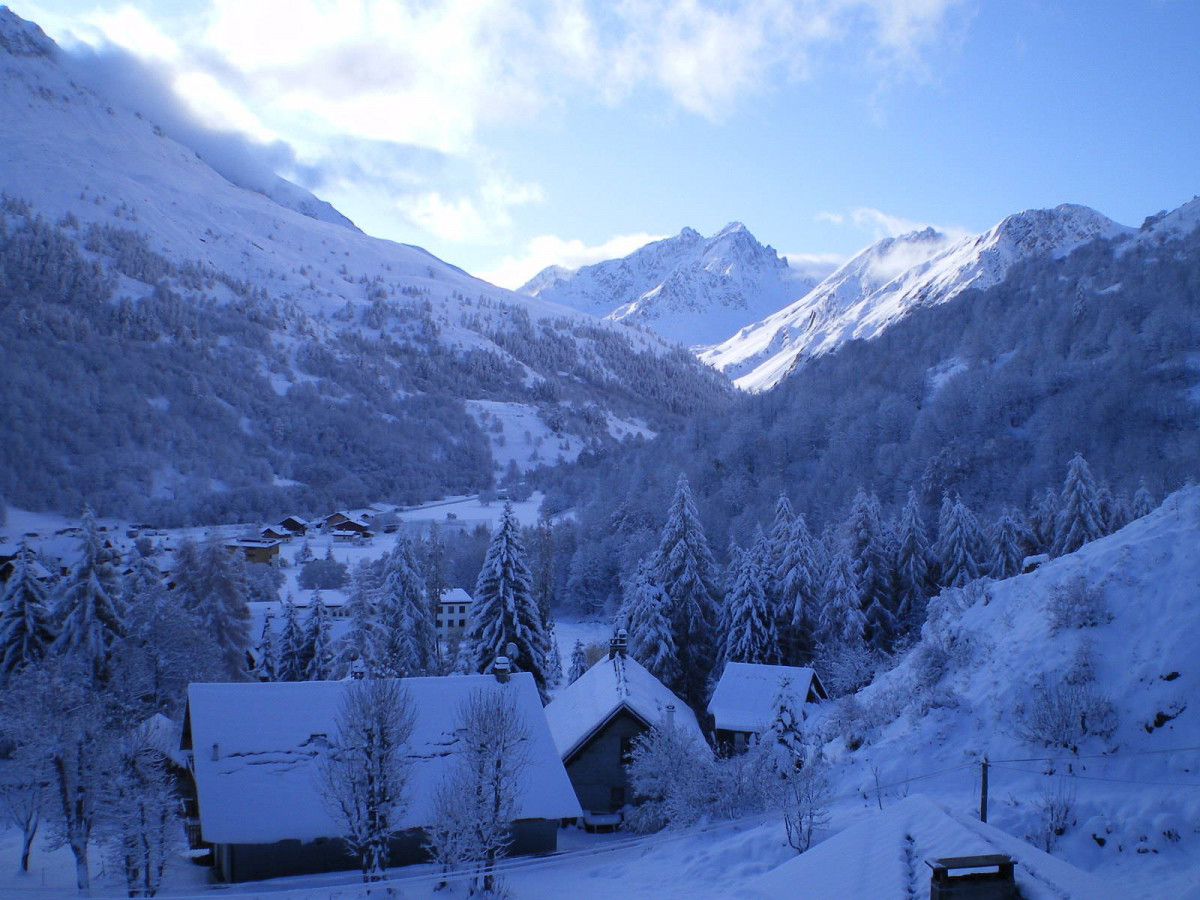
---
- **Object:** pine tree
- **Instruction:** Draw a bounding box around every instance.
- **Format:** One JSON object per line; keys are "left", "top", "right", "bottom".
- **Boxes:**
{"left": 254, "top": 613, "right": 278, "bottom": 681}
{"left": 775, "top": 510, "right": 819, "bottom": 665}
{"left": 276, "top": 596, "right": 305, "bottom": 682}
{"left": 1055, "top": 453, "right": 1103, "bottom": 556}
{"left": 53, "top": 508, "right": 124, "bottom": 683}
{"left": 1131, "top": 480, "right": 1156, "bottom": 519}
{"left": 176, "top": 539, "right": 252, "bottom": 680}
{"left": 339, "top": 558, "right": 386, "bottom": 675}
{"left": 544, "top": 625, "right": 564, "bottom": 688}
{"left": 936, "top": 497, "right": 984, "bottom": 588}
{"left": 758, "top": 677, "right": 805, "bottom": 776}
{"left": 567, "top": 639, "right": 588, "bottom": 685}
{"left": 721, "top": 547, "right": 779, "bottom": 665}
{"left": 621, "top": 561, "right": 679, "bottom": 688}
{"left": 1030, "top": 487, "right": 1060, "bottom": 554}
{"left": 845, "top": 489, "right": 896, "bottom": 651}
{"left": 466, "top": 503, "right": 551, "bottom": 702}
{"left": 989, "top": 508, "right": 1025, "bottom": 580}
{"left": 376, "top": 537, "right": 438, "bottom": 678}
{"left": 816, "top": 549, "right": 866, "bottom": 649}
{"left": 893, "top": 490, "right": 933, "bottom": 631}
{"left": 649, "top": 473, "right": 721, "bottom": 710}
{"left": 0, "top": 544, "right": 55, "bottom": 681}
{"left": 303, "top": 591, "right": 334, "bottom": 680}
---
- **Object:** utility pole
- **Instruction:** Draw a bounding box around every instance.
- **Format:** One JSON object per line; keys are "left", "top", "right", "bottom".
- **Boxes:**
{"left": 979, "top": 757, "right": 989, "bottom": 823}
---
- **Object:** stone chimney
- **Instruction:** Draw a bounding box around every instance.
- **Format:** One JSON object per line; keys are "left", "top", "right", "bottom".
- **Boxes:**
{"left": 493, "top": 655, "right": 511, "bottom": 683}
{"left": 664, "top": 704, "right": 675, "bottom": 730}
{"left": 609, "top": 627, "right": 628, "bottom": 660}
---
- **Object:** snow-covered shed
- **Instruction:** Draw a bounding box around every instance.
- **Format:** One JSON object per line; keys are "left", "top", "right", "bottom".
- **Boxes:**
{"left": 183, "top": 672, "right": 581, "bottom": 883}
{"left": 545, "top": 637, "right": 704, "bottom": 814}
{"left": 747, "top": 794, "right": 1121, "bottom": 900}
{"left": 707, "top": 662, "right": 828, "bottom": 753}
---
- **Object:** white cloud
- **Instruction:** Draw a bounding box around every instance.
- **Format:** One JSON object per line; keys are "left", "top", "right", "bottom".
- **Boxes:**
{"left": 478, "top": 232, "right": 667, "bottom": 289}
{"left": 817, "top": 206, "right": 971, "bottom": 242}
{"left": 398, "top": 172, "right": 546, "bottom": 244}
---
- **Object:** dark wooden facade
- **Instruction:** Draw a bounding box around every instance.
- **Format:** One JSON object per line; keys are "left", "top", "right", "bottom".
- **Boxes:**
{"left": 563, "top": 708, "right": 647, "bottom": 813}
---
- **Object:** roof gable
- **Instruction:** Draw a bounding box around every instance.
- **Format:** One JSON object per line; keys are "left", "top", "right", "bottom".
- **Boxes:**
{"left": 185, "top": 673, "right": 581, "bottom": 845}
{"left": 544, "top": 654, "right": 703, "bottom": 760}
{"left": 707, "top": 662, "right": 825, "bottom": 734}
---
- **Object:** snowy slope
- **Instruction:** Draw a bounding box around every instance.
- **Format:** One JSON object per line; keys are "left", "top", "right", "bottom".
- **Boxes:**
{"left": 520, "top": 224, "right": 831, "bottom": 348}
{"left": 820, "top": 487, "right": 1200, "bottom": 890}
{"left": 702, "top": 205, "right": 1131, "bottom": 391}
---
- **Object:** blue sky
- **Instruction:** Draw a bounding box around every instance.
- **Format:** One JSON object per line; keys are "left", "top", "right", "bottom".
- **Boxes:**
{"left": 13, "top": 0, "right": 1200, "bottom": 287}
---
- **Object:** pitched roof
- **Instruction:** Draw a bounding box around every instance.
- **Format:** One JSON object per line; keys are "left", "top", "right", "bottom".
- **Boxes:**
{"left": 707, "top": 662, "right": 826, "bottom": 734}
{"left": 544, "top": 654, "right": 703, "bottom": 762}
{"left": 747, "top": 794, "right": 1121, "bottom": 900}
{"left": 184, "top": 673, "right": 581, "bottom": 845}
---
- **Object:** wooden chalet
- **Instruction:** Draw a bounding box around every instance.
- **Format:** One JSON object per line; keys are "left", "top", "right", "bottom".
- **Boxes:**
{"left": 707, "top": 662, "right": 828, "bottom": 754}
{"left": 545, "top": 632, "right": 704, "bottom": 815}
{"left": 182, "top": 672, "right": 581, "bottom": 883}
{"left": 222, "top": 538, "right": 282, "bottom": 565}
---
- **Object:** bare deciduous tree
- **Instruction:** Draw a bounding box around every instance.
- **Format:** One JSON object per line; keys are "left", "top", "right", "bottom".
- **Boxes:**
{"left": 320, "top": 679, "right": 416, "bottom": 884}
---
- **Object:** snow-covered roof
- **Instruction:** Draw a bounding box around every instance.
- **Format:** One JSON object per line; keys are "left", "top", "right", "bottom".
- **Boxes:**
{"left": 707, "top": 662, "right": 826, "bottom": 734}
{"left": 748, "top": 795, "right": 1121, "bottom": 900}
{"left": 223, "top": 538, "right": 281, "bottom": 549}
{"left": 544, "top": 653, "right": 703, "bottom": 761}
{"left": 438, "top": 587, "right": 472, "bottom": 607}
{"left": 185, "top": 673, "right": 581, "bottom": 845}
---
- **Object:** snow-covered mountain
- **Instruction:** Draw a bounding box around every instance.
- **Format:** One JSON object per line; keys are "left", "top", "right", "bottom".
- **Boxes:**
{"left": 702, "top": 205, "right": 1132, "bottom": 391}
{"left": 520, "top": 224, "right": 833, "bottom": 348}
{"left": 0, "top": 8, "right": 731, "bottom": 520}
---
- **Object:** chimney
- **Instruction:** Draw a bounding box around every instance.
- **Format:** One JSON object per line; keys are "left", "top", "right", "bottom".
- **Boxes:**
{"left": 349, "top": 658, "right": 367, "bottom": 680}
{"left": 609, "top": 628, "right": 628, "bottom": 660}
{"left": 493, "top": 655, "right": 511, "bottom": 683}
{"left": 664, "top": 704, "right": 675, "bottom": 730}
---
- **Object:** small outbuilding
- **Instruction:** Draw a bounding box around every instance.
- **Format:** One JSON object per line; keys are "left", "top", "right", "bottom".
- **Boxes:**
{"left": 707, "top": 662, "right": 828, "bottom": 754}
{"left": 222, "top": 538, "right": 282, "bottom": 565}
{"left": 182, "top": 672, "right": 581, "bottom": 882}
{"left": 545, "top": 634, "right": 704, "bottom": 814}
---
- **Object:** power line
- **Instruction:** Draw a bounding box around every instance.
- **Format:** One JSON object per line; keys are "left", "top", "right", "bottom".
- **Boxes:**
{"left": 989, "top": 744, "right": 1200, "bottom": 764}
{"left": 989, "top": 763, "right": 1200, "bottom": 789}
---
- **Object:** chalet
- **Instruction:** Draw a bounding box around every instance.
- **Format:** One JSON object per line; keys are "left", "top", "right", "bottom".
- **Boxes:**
{"left": 323, "top": 511, "right": 374, "bottom": 533}
{"left": 276, "top": 516, "right": 309, "bottom": 536}
{"left": 545, "top": 632, "right": 703, "bottom": 815}
{"left": 222, "top": 538, "right": 282, "bottom": 565}
{"left": 707, "top": 662, "right": 828, "bottom": 754}
{"left": 435, "top": 587, "right": 473, "bottom": 640}
{"left": 182, "top": 672, "right": 580, "bottom": 883}
{"left": 259, "top": 526, "right": 292, "bottom": 542}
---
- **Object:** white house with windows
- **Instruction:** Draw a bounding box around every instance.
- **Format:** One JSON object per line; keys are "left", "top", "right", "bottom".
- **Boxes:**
{"left": 436, "top": 587, "right": 473, "bottom": 640}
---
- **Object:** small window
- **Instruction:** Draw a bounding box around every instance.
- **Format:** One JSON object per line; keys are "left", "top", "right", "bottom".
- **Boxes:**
{"left": 459, "top": 618, "right": 466, "bottom": 627}
{"left": 620, "top": 736, "right": 634, "bottom": 765}
{"left": 610, "top": 786, "right": 626, "bottom": 809}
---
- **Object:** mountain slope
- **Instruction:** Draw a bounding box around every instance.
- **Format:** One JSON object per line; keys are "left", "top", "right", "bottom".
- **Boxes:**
{"left": 702, "top": 205, "right": 1132, "bottom": 391}
{"left": 520, "top": 224, "right": 832, "bottom": 348}
{"left": 0, "top": 8, "right": 732, "bottom": 522}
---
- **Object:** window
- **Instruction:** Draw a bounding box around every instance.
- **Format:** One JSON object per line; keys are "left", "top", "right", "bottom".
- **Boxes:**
{"left": 459, "top": 618, "right": 466, "bottom": 627}
{"left": 610, "top": 786, "right": 626, "bottom": 809}
{"left": 620, "top": 736, "right": 634, "bottom": 765}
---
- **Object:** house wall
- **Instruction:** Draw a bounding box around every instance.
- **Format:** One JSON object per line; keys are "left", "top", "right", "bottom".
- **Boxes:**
{"left": 564, "top": 709, "right": 646, "bottom": 813}
{"left": 214, "top": 819, "right": 559, "bottom": 883}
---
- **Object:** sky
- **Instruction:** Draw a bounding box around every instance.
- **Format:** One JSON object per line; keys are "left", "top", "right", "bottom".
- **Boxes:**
{"left": 10, "top": 0, "right": 1200, "bottom": 289}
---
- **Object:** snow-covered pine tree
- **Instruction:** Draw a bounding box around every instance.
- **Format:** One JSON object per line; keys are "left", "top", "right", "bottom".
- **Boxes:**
{"left": 721, "top": 547, "right": 779, "bottom": 666}
{"left": 816, "top": 549, "right": 866, "bottom": 649}
{"left": 567, "top": 639, "right": 588, "bottom": 684}
{"left": 1030, "top": 487, "right": 1060, "bottom": 555}
{"left": 775, "top": 510, "right": 819, "bottom": 665}
{"left": 1055, "top": 453, "right": 1103, "bottom": 556}
{"left": 176, "top": 539, "right": 252, "bottom": 680}
{"left": 893, "top": 489, "right": 933, "bottom": 631}
{"left": 254, "top": 613, "right": 278, "bottom": 681}
{"left": 466, "top": 503, "right": 552, "bottom": 701}
{"left": 53, "top": 508, "right": 124, "bottom": 683}
{"left": 845, "top": 489, "right": 897, "bottom": 652}
{"left": 545, "top": 625, "right": 564, "bottom": 688}
{"left": 0, "top": 544, "right": 55, "bottom": 682}
{"left": 276, "top": 596, "right": 305, "bottom": 682}
{"left": 649, "top": 473, "right": 721, "bottom": 710}
{"left": 757, "top": 676, "right": 805, "bottom": 777}
{"left": 936, "top": 497, "right": 984, "bottom": 589}
{"left": 1131, "top": 479, "right": 1156, "bottom": 519}
{"left": 338, "top": 557, "right": 386, "bottom": 676}
{"left": 990, "top": 508, "right": 1028, "bottom": 581}
{"left": 375, "top": 537, "right": 438, "bottom": 678}
{"left": 303, "top": 591, "right": 334, "bottom": 680}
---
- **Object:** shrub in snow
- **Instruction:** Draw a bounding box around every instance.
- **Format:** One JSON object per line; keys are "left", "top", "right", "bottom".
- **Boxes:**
{"left": 626, "top": 719, "right": 715, "bottom": 833}
{"left": 812, "top": 641, "right": 880, "bottom": 698}
{"left": 1027, "top": 780, "right": 1076, "bottom": 852}
{"left": 779, "top": 753, "right": 831, "bottom": 853}
{"left": 298, "top": 556, "right": 349, "bottom": 590}
{"left": 1064, "top": 638, "right": 1097, "bottom": 686}
{"left": 1016, "top": 674, "right": 1116, "bottom": 751}
{"left": 1047, "top": 575, "right": 1112, "bottom": 632}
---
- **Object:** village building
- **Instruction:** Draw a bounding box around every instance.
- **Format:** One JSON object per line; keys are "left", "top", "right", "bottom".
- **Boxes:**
{"left": 259, "top": 525, "right": 292, "bottom": 542}
{"left": 222, "top": 538, "right": 282, "bottom": 565}
{"left": 707, "top": 662, "right": 828, "bottom": 754}
{"left": 545, "top": 632, "right": 703, "bottom": 816}
{"left": 182, "top": 671, "right": 580, "bottom": 883}
{"left": 276, "top": 516, "right": 309, "bottom": 536}
{"left": 435, "top": 587, "right": 473, "bottom": 640}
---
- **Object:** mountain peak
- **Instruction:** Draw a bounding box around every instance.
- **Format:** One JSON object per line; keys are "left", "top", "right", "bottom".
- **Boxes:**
{"left": 679, "top": 226, "right": 703, "bottom": 242}
{"left": 0, "top": 7, "right": 55, "bottom": 58}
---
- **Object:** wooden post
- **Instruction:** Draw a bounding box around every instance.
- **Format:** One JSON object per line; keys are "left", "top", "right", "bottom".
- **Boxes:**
{"left": 979, "top": 757, "right": 989, "bottom": 823}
